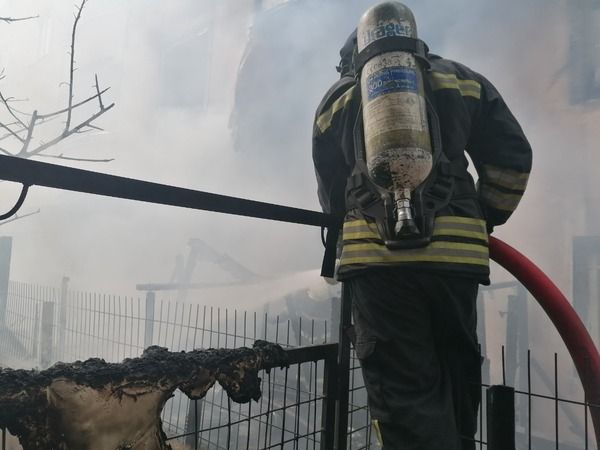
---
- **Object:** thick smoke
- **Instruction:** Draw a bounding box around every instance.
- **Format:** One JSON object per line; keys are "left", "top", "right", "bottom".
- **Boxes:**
{"left": 0, "top": 0, "right": 594, "bottom": 334}
{"left": 0, "top": 0, "right": 597, "bottom": 446}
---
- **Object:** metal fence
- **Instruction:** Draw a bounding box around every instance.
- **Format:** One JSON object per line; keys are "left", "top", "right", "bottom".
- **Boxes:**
{"left": 0, "top": 278, "right": 597, "bottom": 449}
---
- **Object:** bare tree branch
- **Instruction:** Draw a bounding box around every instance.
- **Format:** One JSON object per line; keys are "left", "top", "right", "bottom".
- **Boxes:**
{"left": 24, "top": 102, "right": 115, "bottom": 158}
{"left": 0, "top": 0, "right": 114, "bottom": 165}
{"left": 17, "top": 110, "right": 38, "bottom": 156}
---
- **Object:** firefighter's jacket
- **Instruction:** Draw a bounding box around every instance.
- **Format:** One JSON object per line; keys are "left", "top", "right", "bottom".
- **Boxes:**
{"left": 312, "top": 55, "right": 532, "bottom": 283}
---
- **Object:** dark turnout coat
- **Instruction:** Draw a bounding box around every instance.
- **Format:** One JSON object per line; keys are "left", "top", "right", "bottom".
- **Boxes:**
{"left": 313, "top": 54, "right": 532, "bottom": 283}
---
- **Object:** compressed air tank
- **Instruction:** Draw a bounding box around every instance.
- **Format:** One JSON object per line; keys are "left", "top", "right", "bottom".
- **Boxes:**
{"left": 357, "top": 2, "right": 432, "bottom": 236}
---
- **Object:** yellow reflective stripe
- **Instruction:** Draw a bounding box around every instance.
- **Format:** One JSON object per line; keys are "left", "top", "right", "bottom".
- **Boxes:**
{"left": 343, "top": 219, "right": 371, "bottom": 231}
{"left": 343, "top": 241, "right": 488, "bottom": 254}
{"left": 316, "top": 85, "right": 356, "bottom": 133}
{"left": 343, "top": 216, "right": 488, "bottom": 241}
{"left": 434, "top": 216, "right": 486, "bottom": 226}
{"left": 430, "top": 72, "right": 481, "bottom": 99}
{"left": 434, "top": 228, "right": 488, "bottom": 241}
{"left": 482, "top": 164, "right": 529, "bottom": 191}
{"left": 480, "top": 185, "right": 523, "bottom": 212}
{"left": 341, "top": 254, "right": 489, "bottom": 266}
{"left": 340, "top": 241, "right": 489, "bottom": 266}
{"left": 343, "top": 231, "right": 380, "bottom": 240}
{"left": 343, "top": 219, "right": 379, "bottom": 240}
{"left": 433, "top": 217, "right": 487, "bottom": 241}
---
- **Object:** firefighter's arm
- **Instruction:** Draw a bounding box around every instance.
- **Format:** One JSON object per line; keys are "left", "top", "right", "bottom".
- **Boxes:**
{"left": 312, "top": 126, "right": 348, "bottom": 215}
{"left": 466, "top": 76, "right": 532, "bottom": 232}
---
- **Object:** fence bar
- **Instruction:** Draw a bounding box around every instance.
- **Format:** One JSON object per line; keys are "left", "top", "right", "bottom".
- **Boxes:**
{"left": 486, "top": 385, "right": 515, "bottom": 450}
{"left": 0, "top": 155, "right": 335, "bottom": 228}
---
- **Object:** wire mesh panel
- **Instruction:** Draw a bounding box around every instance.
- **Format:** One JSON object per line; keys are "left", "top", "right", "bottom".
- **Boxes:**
{"left": 61, "top": 291, "right": 146, "bottom": 363}
{"left": 477, "top": 283, "right": 598, "bottom": 450}
{"left": 346, "top": 349, "right": 376, "bottom": 450}
{"left": 0, "top": 279, "right": 598, "bottom": 449}
{"left": 0, "top": 281, "right": 60, "bottom": 367}
{"left": 147, "top": 303, "right": 334, "bottom": 449}
{"left": 165, "top": 358, "right": 330, "bottom": 450}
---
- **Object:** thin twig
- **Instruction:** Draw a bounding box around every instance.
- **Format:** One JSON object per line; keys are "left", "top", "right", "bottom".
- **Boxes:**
{"left": 0, "top": 16, "right": 39, "bottom": 24}
{"left": 64, "top": 0, "right": 88, "bottom": 133}
{"left": 83, "top": 123, "right": 104, "bottom": 132}
{"left": 0, "top": 121, "right": 25, "bottom": 143}
{"left": 0, "top": 209, "right": 41, "bottom": 226}
{"left": 37, "top": 87, "right": 110, "bottom": 120}
{"left": 0, "top": 90, "right": 28, "bottom": 129}
{"left": 94, "top": 74, "right": 105, "bottom": 110}
{"left": 36, "top": 153, "right": 114, "bottom": 163}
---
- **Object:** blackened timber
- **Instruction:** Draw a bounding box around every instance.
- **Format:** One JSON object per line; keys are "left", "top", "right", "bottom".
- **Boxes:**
{"left": 0, "top": 340, "right": 288, "bottom": 450}
{"left": 0, "top": 155, "right": 339, "bottom": 228}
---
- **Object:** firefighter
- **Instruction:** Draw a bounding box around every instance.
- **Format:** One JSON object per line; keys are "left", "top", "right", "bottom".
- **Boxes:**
{"left": 312, "top": 4, "right": 532, "bottom": 450}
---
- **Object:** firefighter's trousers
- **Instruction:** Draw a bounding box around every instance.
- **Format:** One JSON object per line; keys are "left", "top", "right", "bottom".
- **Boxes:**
{"left": 347, "top": 268, "right": 482, "bottom": 450}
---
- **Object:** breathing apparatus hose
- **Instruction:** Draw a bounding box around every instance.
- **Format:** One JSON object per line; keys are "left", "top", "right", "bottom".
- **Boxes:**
{"left": 490, "top": 236, "right": 600, "bottom": 446}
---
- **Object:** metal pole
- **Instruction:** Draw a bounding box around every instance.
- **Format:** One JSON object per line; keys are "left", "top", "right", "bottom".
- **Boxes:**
{"left": 58, "top": 276, "right": 69, "bottom": 361}
{"left": 184, "top": 399, "right": 202, "bottom": 449}
{"left": 0, "top": 237, "right": 12, "bottom": 326}
{"left": 486, "top": 385, "right": 516, "bottom": 450}
{"left": 321, "top": 350, "right": 338, "bottom": 450}
{"left": 32, "top": 302, "right": 40, "bottom": 361}
{"left": 144, "top": 291, "right": 155, "bottom": 348}
{"left": 335, "top": 283, "right": 352, "bottom": 450}
{"left": 40, "top": 301, "right": 55, "bottom": 368}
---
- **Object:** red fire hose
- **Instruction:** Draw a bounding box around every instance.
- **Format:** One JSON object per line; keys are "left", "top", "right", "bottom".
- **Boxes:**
{"left": 489, "top": 237, "right": 600, "bottom": 446}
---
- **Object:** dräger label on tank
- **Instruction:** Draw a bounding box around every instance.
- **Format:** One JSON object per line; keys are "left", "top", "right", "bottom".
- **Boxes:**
{"left": 362, "top": 20, "right": 413, "bottom": 47}
{"left": 367, "top": 67, "right": 417, "bottom": 101}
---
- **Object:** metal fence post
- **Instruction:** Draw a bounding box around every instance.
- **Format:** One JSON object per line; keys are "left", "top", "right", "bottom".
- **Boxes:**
{"left": 32, "top": 302, "right": 40, "bottom": 360}
{"left": 144, "top": 291, "right": 155, "bottom": 348}
{"left": 321, "top": 348, "right": 338, "bottom": 450}
{"left": 40, "top": 301, "right": 55, "bottom": 368}
{"left": 0, "top": 237, "right": 12, "bottom": 326}
{"left": 486, "top": 384, "right": 515, "bottom": 450}
{"left": 334, "top": 283, "right": 352, "bottom": 450}
{"left": 57, "top": 276, "right": 69, "bottom": 360}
